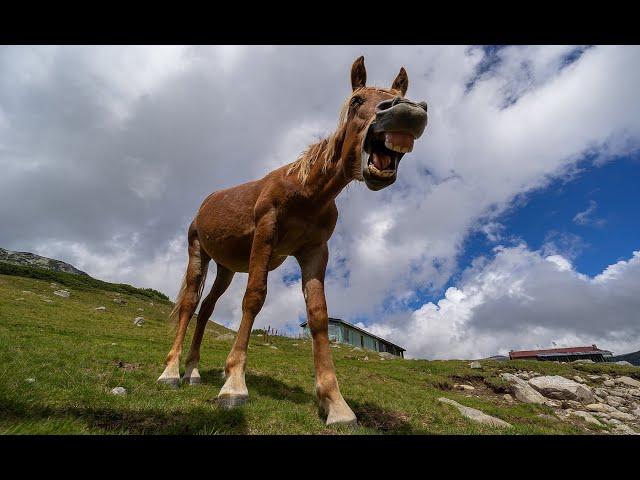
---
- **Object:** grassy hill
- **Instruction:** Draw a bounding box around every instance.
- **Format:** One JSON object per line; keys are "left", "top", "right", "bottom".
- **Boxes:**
{"left": 1, "top": 270, "right": 639, "bottom": 435}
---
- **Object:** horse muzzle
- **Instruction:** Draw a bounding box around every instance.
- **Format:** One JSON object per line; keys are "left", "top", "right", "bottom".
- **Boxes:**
{"left": 360, "top": 96, "right": 428, "bottom": 191}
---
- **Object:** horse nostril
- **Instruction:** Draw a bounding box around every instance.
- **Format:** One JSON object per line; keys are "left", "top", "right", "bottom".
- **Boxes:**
{"left": 391, "top": 96, "right": 402, "bottom": 107}
{"left": 418, "top": 101, "right": 428, "bottom": 111}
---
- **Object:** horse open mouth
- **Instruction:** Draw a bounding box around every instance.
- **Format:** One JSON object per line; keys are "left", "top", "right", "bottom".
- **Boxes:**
{"left": 361, "top": 128, "right": 414, "bottom": 190}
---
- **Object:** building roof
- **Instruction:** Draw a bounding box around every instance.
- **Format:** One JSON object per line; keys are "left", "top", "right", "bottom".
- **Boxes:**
{"left": 509, "top": 345, "right": 613, "bottom": 359}
{"left": 300, "top": 317, "right": 406, "bottom": 352}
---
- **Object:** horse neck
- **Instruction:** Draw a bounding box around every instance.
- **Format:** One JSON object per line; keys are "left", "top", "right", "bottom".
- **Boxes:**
{"left": 303, "top": 140, "right": 352, "bottom": 203}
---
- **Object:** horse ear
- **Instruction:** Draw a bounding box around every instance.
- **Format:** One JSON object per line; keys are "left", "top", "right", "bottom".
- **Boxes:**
{"left": 391, "top": 67, "right": 409, "bottom": 96}
{"left": 351, "top": 56, "right": 367, "bottom": 91}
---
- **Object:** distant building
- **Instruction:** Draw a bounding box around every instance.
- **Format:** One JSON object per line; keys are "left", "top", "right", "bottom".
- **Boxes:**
{"left": 509, "top": 344, "right": 613, "bottom": 363}
{"left": 300, "top": 317, "right": 405, "bottom": 358}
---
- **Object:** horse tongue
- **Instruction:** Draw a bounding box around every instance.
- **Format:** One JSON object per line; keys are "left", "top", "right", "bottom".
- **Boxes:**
{"left": 372, "top": 152, "right": 391, "bottom": 170}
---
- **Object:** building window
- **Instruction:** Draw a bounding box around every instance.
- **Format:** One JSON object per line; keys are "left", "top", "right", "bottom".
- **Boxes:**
{"left": 361, "top": 335, "right": 364, "bottom": 348}
{"left": 344, "top": 328, "right": 349, "bottom": 343}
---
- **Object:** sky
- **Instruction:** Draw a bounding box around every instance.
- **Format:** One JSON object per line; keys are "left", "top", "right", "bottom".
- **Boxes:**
{"left": 1, "top": 45, "right": 639, "bottom": 360}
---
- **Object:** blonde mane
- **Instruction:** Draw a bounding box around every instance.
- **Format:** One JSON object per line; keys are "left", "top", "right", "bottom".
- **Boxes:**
{"left": 287, "top": 87, "right": 399, "bottom": 183}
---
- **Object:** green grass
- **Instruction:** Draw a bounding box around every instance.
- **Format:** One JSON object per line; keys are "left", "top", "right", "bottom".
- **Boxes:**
{"left": 1, "top": 272, "right": 638, "bottom": 435}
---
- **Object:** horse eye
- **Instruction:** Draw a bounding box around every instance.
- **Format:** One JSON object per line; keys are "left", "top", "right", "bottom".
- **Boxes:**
{"left": 350, "top": 96, "right": 363, "bottom": 108}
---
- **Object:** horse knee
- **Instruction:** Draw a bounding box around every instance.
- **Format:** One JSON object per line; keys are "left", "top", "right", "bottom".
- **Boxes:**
{"left": 242, "top": 286, "right": 267, "bottom": 316}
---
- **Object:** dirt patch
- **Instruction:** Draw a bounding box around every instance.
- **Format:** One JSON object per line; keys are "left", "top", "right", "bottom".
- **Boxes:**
{"left": 115, "top": 361, "right": 140, "bottom": 371}
{"left": 353, "top": 405, "right": 414, "bottom": 433}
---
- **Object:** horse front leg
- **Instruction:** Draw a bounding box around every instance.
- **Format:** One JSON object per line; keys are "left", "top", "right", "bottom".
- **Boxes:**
{"left": 297, "top": 243, "right": 357, "bottom": 426}
{"left": 217, "top": 209, "right": 276, "bottom": 408}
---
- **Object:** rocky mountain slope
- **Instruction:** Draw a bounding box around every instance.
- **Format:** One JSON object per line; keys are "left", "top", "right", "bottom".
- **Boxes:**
{"left": 0, "top": 247, "right": 88, "bottom": 276}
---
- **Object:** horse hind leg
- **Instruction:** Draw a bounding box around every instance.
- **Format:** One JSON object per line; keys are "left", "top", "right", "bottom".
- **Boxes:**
{"left": 182, "top": 264, "right": 235, "bottom": 385}
{"left": 157, "top": 228, "right": 210, "bottom": 388}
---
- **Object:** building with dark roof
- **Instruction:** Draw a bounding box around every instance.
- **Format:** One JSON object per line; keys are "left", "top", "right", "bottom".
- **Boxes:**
{"left": 300, "top": 317, "right": 405, "bottom": 358}
{"left": 509, "top": 345, "right": 613, "bottom": 363}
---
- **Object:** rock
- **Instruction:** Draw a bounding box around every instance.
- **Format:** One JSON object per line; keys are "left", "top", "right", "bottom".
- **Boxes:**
{"left": 43, "top": 299, "right": 53, "bottom": 303}
{"left": 585, "top": 403, "right": 611, "bottom": 413}
{"left": 53, "top": 290, "right": 70, "bottom": 298}
{"left": 573, "top": 375, "right": 587, "bottom": 384}
{"left": 613, "top": 424, "right": 638, "bottom": 435}
{"left": 594, "top": 388, "right": 608, "bottom": 397}
{"left": 111, "top": 343, "right": 117, "bottom": 346}
{"left": 292, "top": 343, "right": 298, "bottom": 346}
{"left": 603, "top": 379, "right": 615, "bottom": 387}
{"left": 588, "top": 375, "right": 602, "bottom": 381}
{"left": 25, "top": 378, "right": 36, "bottom": 383}
{"left": 137, "top": 308, "right": 144, "bottom": 312}
{"left": 133, "top": 317, "right": 144, "bottom": 326}
{"left": 564, "top": 400, "right": 583, "bottom": 409}
{"left": 95, "top": 306, "right": 106, "bottom": 311}
{"left": 632, "top": 407, "right": 640, "bottom": 418}
{"left": 352, "top": 347, "right": 362, "bottom": 351}
{"left": 614, "top": 361, "right": 633, "bottom": 366}
{"left": 503, "top": 394, "right": 513, "bottom": 402}
{"left": 537, "top": 414, "right": 556, "bottom": 421}
{"left": 379, "top": 352, "right": 396, "bottom": 359}
{"left": 615, "top": 376, "right": 640, "bottom": 388}
{"left": 113, "top": 298, "right": 127, "bottom": 305}
{"left": 438, "top": 397, "right": 511, "bottom": 428}
{"left": 606, "top": 395, "right": 626, "bottom": 408}
{"left": 455, "top": 384, "right": 475, "bottom": 391}
{"left": 363, "top": 356, "right": 369, "bottom": 361}
{"left": 528, "top": 375, "right": 595, "bottom": 403}
{"left": 270, "top": 346, "right": 278, "bottom": 350}
{"left": 608, "top": 410, "right": 635, "bottom": 421}
{"left": 380, "top": 357, "right": 385, "bottom": 361}
{"left": 469, "top": 361, "right": 482, "bottom": 369}
{"left": 111, "top": 387, "right": 127, "bottom": 396}
{"left": 216, "top": 333, "right": 235, "bottom": 341}
{"left": 500, "top": 373, "right": 550, "bottom": 405}
{"left": 570, "top": 411, "right": 603, "bottom": 426}
{"left": 572, "top": 359, "right": 594, "bottom": 364}
{"left": 14, "top": 298, "right": 24, "bottom": 301}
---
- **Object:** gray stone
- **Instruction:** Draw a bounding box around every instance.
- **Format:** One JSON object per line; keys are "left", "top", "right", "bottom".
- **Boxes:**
{"left": 588, "top": 375, "right": 602, "bottom": 381}
{"left": 606, "top": 395, "right": 626, "bottom": 408}
{"left": 585, "top": 403, "right": 611, "bottom": 413}
{"left": 603, "top": 379, "right": 615, "bottom": 387}
{"left": 438, "top": 397, "right": 511, "bottom": 428}
{"left": 25, "top": 378, "right": 36, "bottom": 383}
{"left": 572, "top": 359, "right": 594, "bottom": 364}
{"left": 53, "top": 290, "right": 70, "bottom": 298}
{"left": 503, "top": 394, "right": 513, "bottom": 402}
{"left": 573, "top": 375, "right": 587, "bottom": 384}
{"left": 469, "top": 361, "right": 482, "bottom": 369}
{"left": 113, "top": 298, "right": 127, "bottom": 305}
{"left": 363, "top": 356, "right": 369, "bottom": 361}
{"left": 570, "top": 411, "right": 603, "bottom": 426}
{"left": 528, "top": 375, "right": 595, "bottom": 403}
{"left": 615, "top": 376, "right": 640, "bottom": 388}
{"left": 594, "top": 388, "right": 608, "bottom": 397}
{"left": 95, "top": 306, "right": 106, "bottom": 311}
{"left": 500, "top": 373, "right": 548, "bottom": 404}
{"left": 608, "top": 410, "right": 635, "bottom": 421}
{"left": 137, "top": 308, "right": 144, "bottom": 311}
{"left": 455, "top": 384, "right": 475, "bottom": 391}
{"left": 216, "top": 333, "right": 235, "bottom": 341}
{"left": 613, "top": 424, "right": 638, "bottom": 435}
{"left": 614, "top": 361, "right": 633, "bottom": 366}
{"left": 632, "top": 407, "right": 640, "bottom": 418}
{"left": 133, "top": 317, "right": 144, "bottom": 326}
{"left": 270, "top": 346, "right": 278, "bottom": 350}
{"left": 111, "top": 387, "right": 127, "bottom": 396}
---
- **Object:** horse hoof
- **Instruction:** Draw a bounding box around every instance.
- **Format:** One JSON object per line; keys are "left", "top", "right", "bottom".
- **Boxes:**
{"left": 217, "top": 394, "right": 248, "bottom": 409}
{"left": 326, "top": 414, "right": 358, "bottom": 427}
{"left": 182, "top": 376, "right": 201, "bottom": 385}
{"left": 157, "top": 376, "right": 180, "bottom": 388}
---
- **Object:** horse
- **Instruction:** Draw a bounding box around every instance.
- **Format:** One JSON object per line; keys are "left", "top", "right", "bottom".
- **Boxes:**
{"left": 158, "top": 56, "right": 428, "bottom": 425}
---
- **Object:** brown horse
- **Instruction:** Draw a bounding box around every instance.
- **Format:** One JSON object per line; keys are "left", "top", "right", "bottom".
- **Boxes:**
{"left": 158, "top": 56, "right": 428, "bottom": 425}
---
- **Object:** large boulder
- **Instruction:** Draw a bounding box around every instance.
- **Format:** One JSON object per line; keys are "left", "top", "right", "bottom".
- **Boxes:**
{"left": 500, "top": 373, "right": 548, "bottom": 404}
{"left": 528, "top": 375, "right": 595, "bottom": 403}
{"left": 615, "top": 376, "right": 640, "bottom": 388}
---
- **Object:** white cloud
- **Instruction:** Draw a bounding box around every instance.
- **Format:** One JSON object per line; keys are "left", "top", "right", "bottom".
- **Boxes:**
{"left": 369, "top": 246, "right": 640, "bottom": 360}
{"left": 573, "top": 199, "right": 606, "bottom": 227}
